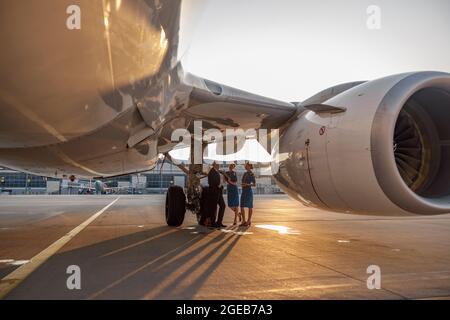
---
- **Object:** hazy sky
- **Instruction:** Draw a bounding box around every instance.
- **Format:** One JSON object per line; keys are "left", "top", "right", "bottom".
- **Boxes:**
{"left": 181, "top": 0, "right": 450, "bottom": 102}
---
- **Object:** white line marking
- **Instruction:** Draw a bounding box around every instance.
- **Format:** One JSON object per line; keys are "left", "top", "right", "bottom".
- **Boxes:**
{"left": 0, "top": 197, "right": 120, "bottom": 299}
{"left": 241, "top": 283, "right": 355, "bottom": 295}
{"left": 0, "top": 260, "right": 14, "bottom": 264}
{"left": 8, "top": 260, "right": 30, "bottom": 266}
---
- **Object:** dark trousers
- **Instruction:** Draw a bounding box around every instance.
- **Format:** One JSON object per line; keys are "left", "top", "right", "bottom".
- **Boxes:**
{"left": 199, "top": 187, "right": 210, "bottom": 225}
{"left": 207, "top": 186, "right": 226, "bottom": 224}
{"left": 216, "top": 192, "right": 226, "bottom": 224}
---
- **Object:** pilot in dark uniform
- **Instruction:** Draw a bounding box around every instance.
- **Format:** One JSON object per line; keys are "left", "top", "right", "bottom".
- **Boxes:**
{"left": 207, "top": 162, "right": 226, "bottom": 228}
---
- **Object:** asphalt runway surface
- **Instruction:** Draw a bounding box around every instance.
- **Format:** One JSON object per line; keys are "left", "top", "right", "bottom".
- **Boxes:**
{"left": 0, "top": 195, "right": 449, "bottom": 300}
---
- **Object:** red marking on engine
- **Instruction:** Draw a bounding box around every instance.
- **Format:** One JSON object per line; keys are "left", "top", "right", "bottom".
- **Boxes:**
{"left": 319, "top": 126, "right": 326, "bottom": 136}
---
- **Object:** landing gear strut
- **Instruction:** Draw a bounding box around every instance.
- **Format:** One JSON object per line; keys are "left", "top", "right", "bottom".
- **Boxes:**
{"left": 185, "top": 163, "right": 206, "bottom": 223}
{"left": 164, "top": 151, "right": 206, "bottom": 227}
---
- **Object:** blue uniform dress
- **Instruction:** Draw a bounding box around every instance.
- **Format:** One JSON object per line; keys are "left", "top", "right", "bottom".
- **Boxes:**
{"left": 240, "top": 171, "right": 255, "bottom": 209}
{"left": 226, "top": 170, "right": 239, "bottom": 208}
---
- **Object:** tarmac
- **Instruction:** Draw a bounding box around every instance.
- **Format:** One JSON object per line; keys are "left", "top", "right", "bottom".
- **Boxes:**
{"left": 0, "top": 194, "right": 449, "bottom": 300}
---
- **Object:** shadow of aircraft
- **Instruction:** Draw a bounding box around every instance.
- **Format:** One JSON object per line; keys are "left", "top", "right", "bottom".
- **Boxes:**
{"left": 5, "top": 224, "right": 248, "bottom": 300}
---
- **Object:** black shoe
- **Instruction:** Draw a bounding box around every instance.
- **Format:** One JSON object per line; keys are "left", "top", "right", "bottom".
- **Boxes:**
{"left": 216, "top": 223, "right": 227, "bottom": 228}
{"left": 210, "top": 222, "right": 219, "bottom": 228}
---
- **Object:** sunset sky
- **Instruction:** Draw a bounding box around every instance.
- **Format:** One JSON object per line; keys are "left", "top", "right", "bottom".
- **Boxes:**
{"left": 182, "top": 0, "right": 450, "bottom": 102}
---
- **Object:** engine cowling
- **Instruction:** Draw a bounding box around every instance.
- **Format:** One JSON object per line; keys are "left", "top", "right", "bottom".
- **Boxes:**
{"left": 274, "top": 71, "right": 450, "bottom": 215}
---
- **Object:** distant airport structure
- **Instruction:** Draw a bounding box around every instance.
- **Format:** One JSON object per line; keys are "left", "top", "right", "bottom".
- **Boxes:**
{"left": 0, "top": 162, "right": 281, "bottom": 195}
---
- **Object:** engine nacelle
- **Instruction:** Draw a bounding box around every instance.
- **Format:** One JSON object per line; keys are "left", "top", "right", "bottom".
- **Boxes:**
{"left": 274, "top": 71, "right": 450, "bottom": 215}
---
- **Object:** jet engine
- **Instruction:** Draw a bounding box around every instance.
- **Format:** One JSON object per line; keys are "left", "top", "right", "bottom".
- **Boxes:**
{"left": 274, "top": 71, "right": 450, "bottom": 215}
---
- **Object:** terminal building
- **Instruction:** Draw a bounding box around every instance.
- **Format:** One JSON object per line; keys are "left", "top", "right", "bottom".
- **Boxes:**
{"left": 0, "top": 162, "right": 282, "bottom": 195}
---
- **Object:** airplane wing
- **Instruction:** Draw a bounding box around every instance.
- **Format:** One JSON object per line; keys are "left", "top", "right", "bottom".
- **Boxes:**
{"left": 157, "top": 72, "right": 298, "bottom": 156}
{"left": 183, "top": 73, "right": 297, "bottom": 131}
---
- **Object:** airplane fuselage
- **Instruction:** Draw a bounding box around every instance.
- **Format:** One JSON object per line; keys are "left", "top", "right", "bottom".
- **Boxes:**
{"left": 0, "top": 0, "right": 187, "bottom": 178}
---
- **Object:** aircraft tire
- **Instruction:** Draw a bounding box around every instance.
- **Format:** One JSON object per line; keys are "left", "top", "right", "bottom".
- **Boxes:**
{"left": 165, "top": 186, "right": 186, "bottom": 227}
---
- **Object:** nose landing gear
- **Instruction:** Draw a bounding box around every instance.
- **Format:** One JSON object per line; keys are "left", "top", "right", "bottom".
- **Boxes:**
{"left": 165, "top": 185, "right": 186, "bottom": 227}
{"left": 164, "top": 153, "right": 206, "bottom": 227}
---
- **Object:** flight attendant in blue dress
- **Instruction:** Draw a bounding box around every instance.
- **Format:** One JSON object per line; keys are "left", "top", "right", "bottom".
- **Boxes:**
{"left": 224, "top": 163, "right": 241, "bottom": 225}
{"left": 240, "top": 162, "right": 256, "bottom": 227}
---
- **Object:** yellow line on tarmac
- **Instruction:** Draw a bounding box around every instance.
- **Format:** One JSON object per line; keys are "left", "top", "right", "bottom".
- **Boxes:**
{"left": 0, "top": 197, "right": 120, "bottom": 299}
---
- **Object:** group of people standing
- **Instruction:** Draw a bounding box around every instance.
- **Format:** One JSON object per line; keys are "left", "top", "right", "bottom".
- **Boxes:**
{"left": 201, "top": 162, "right": 256, "bottom": 228}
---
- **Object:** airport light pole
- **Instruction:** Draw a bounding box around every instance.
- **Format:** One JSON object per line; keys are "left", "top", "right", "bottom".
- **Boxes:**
{"left": 160, "top": 166, "right": 163, "bottom": 194}
{"left": 25, "top": 173, "right": 29, "bottom": 195}
{"left": 136, "top": 173, "right": 140, "bottom": 194}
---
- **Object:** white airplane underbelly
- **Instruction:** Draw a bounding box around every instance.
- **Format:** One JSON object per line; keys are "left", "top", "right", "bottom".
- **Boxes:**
{"left": 0, "top": 107, "right": 160, "bottom": 178}
{"left": 0, "top": 0, "right": 181, "bottom": 148}
{"left": 0, "top": 0, "right": 186, "bottom": 177}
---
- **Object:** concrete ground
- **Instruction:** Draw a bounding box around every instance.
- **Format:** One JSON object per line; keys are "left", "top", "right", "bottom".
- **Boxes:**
{"left": 0, "top": 194, "right": 449, "bottom": 300}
